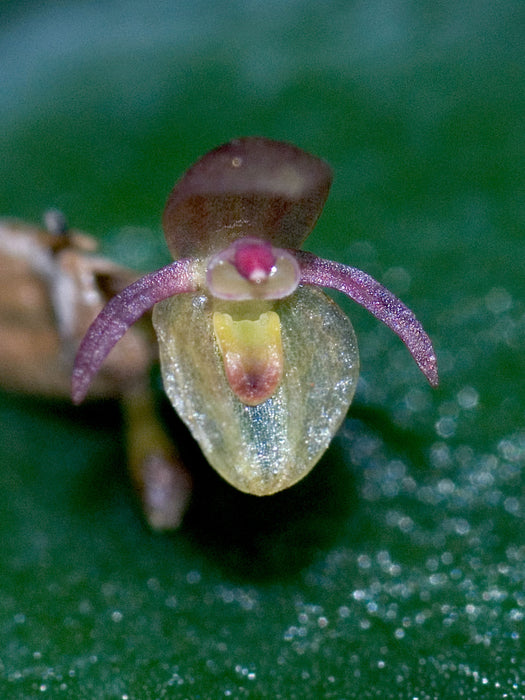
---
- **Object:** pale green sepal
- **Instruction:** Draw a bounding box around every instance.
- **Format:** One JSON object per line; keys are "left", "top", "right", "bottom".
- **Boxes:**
{"left": 152, "top": 286, "right": 359, "bottom": 496}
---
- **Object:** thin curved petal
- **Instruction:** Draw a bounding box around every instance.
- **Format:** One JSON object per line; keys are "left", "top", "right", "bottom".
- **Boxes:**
{"left": 72, "top": 259, "right": 201, "bottom": 404}
{"left": 296, "top": 251, "right": 439, "bottom": 387}
{"left": 162, "top": 138, "right": 333, "bottom": 259}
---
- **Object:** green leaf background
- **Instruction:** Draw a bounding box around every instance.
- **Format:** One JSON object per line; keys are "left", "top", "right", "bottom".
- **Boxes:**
{"left": 1, "top": 1, "right": 523, "bottom": 697}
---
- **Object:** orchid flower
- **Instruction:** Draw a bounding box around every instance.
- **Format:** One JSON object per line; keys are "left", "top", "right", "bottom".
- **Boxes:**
{"left": 72, "top": 138, "right": 438, "bottom": 496}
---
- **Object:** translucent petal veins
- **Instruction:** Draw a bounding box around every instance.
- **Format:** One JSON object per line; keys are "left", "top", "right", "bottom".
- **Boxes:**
{"left": 71, "top": 259, "right": 200, "bottom": 404}
{"left": 296, "top": 251, "right": 439, "bottom": 387}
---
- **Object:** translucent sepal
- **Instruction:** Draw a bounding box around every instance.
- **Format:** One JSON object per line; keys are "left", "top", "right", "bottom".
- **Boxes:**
{"left": 153, "top": 287, "right": 359, "bottom": 496}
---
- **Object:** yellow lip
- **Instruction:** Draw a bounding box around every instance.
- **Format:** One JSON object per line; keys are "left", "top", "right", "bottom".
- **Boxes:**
{"left": 213, "top": 310, "right": 284, "bottom": 406}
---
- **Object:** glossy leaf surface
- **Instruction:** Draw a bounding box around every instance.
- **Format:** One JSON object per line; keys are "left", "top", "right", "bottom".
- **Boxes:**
{"left": 153, "top": 286, "right": 359, "bottom": 495}
{"left": 1, "top": 2, "right": 523, "bottom": 698}
{"left": 162, "top": 138, "right": 333, "bottom": 259}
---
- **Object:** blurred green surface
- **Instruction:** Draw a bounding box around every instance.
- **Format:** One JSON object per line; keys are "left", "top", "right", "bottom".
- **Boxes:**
{"left": 1, "top": 1, "right": 524, "bottom": 698}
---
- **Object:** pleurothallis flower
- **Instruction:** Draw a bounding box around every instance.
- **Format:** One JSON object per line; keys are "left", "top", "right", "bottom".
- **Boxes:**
{"left": 72, "top": 138, "right": 438, "bottom": 496}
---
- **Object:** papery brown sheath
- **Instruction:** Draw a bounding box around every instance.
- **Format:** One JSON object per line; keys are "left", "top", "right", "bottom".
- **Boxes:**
{"left": 0, "top": 214, "right": 191, "bottom": 529}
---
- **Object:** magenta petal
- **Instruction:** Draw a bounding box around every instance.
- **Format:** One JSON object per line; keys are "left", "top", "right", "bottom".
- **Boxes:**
{"left": 72, "top": 258, "right": 200, "bottom": 404}
{"left": 296, "top": 251, "right": 439, "bottom": 387}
